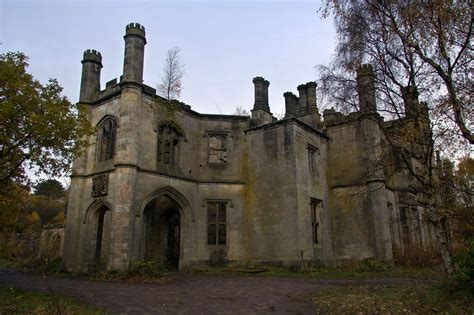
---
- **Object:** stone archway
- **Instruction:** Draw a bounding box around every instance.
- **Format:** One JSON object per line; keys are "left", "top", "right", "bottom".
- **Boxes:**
{"left": 142, "top": 194, "right": 182, "bottom": 269}
{"left": 83, "top": 201, "right": 112, "bottom": 269}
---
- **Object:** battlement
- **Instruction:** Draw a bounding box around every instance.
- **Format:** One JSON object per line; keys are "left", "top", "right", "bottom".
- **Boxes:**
{"left": 357, "top": 64, "right": 374, "bottom": 76}
{"left": 125, "top": 22, "right": 146, "bottom": 39}
{"left": 82, "top": 49, "right": 102, "bottom": 65}
{"left": 253, "top": 76, "right": 269, "bottom": 85}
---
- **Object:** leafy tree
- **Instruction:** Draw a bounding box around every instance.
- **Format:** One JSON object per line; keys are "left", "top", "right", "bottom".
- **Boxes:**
{"left": 0, "top": 52, "right": 91, "bottom": 184}
{"left": 158, "top": 47, "right": 185, "bottom": 100}
{"left": 319, "top": 0, "right": 473, "bottom": 145}
{"left": 33, "top": 179, "right": 65, "bottom": 199}
{"left": 318, "top": 1, "right": 473, "bottom": 276}
{"left": 27, "top": 195, "right": 65, "bottom": 226}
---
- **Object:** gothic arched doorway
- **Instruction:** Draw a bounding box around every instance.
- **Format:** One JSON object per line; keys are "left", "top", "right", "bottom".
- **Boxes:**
{"left": 142, "top": 194, "right": 181, "bottom": 269}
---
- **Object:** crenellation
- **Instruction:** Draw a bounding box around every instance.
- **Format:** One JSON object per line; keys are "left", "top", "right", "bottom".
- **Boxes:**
{"left": 64, "top": 23, "right": 437, "bottom": 272}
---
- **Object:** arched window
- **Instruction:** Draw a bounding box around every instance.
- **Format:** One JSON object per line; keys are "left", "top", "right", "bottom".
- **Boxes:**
{"left": 97, "top": 117, "right": 117, "bottom": 162}
{"left": 157, "top": 123, "right": 182, "bottom": 166}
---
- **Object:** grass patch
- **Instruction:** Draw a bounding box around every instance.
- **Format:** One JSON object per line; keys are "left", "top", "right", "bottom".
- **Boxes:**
{"left": 91, "top": 261, "right": 169, "bottom": 283}
{"left": 307, "top": 284, "right": 473, "bottom": 314}
{"left": 0, "top": 287, "right": 105, "bottom": 314}
{"left": 191, "top": 260, "right": 443, "bottom": 280}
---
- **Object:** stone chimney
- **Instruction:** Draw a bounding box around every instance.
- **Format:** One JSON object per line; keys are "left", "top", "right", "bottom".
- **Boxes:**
{"left": 357, "top": 64, "right": 376, "bottom": 113}
{"left": 283, "top": 92, "right": 298, "bottom": 118}
{"left": 253, "top": 76, "right": 270, "bottom": 112}
{"left": 297, "top": 84, "right": 308, "bottom": 114}
{"left": 401, "top": 85, "right": 419, "bottom": 118}
{"left": 306, "top": 81, "right": 317, "bottom": 113}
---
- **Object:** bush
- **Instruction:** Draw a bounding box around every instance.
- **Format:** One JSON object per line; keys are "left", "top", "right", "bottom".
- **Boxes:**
{"left": 127, "top": 261, "right": 167, "bottom": 278}
{"left": 393, "top": 243, "right": 441, "bottom": 267}
{"left": 92, "top": 261, "right": 167, "bottom": 283}
{"left": 352, "top": 258, "right": 390, "bottom": 272}
{"left": 451, "top": 239, "right": 474, "bottom": 293}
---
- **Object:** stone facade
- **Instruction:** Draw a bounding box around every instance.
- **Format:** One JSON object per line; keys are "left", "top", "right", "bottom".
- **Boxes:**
{"left": 63, "top": 24, "right": 435, "bottom": 272}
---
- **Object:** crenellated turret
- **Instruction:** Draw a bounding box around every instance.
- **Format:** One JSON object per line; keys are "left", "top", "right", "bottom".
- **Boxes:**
{"left": 123, "top": 23, "right": 146, "bottom": 84}
{"left": 80, "top": 49, "right": 102, "bottom": 103}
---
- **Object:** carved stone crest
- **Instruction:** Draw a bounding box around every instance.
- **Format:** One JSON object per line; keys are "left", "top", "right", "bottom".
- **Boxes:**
{"left": 92, "top": 174, "right": 109, "bottom": 197}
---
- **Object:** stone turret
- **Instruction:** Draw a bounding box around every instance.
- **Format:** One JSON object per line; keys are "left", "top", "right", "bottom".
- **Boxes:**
{"left": 253, "top": 76, "right": 270, "bottom": 112}
{"left": 357, "top": 64, "right": 376, "bottom": 113}
{"left": 123, "top": 23, "right": 146, "bottom": 84}
{"left": 297, "top": 84, "right": 308, "bottom": 114}
{"left": 80, "top": 49, "right": 102, "bottom": 103}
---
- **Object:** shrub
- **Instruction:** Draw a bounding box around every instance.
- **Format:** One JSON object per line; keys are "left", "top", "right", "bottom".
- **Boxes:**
{"left": 352, "top": 258, "right": 390, "bottom": 272}
{"left": 451, "top": 239, "right": 474, "bottom": 294}
{"left": 393, "top": 243, "right": 441, "bottom": 267}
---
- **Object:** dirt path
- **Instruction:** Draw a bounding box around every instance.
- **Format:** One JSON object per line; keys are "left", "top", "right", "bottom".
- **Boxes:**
{"left": 0, "top": 269, "right": 432, "bottom": 314}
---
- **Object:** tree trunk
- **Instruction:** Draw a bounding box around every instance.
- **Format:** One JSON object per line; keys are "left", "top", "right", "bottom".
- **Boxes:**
{"left": 431, "top": 211, "right": 454, "bottom": 276}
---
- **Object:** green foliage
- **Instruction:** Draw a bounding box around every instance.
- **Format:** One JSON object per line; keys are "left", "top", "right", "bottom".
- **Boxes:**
{"left": 31, "top": 257, "right": 63, "bottom": 275}
{"left": 128, "top": 261, "right": 168, "bottom": 278}
{"left": 0, "top": 287, "right": 105, "bottom": 314}
{"left": 0, "top": 51, "right": 92, "bottom": 183}
{"left": 27, "top": 195, "right": 65, "bottom": 226}
{"left": 92, "top": 261, "right": 168, "bottom": 283}
{"left": 351, "top": 258, "right": 390, "bottom": 272}
{"left": 34, "top": 179, "right": 65, "bottom": 199}
{"left": 451, "top": 239, "right": 474, "bottom": 294}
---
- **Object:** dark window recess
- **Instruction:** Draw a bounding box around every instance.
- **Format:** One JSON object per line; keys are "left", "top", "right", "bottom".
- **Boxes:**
{"left": 157, "top": 124, "right": 181, "bottom": 166}
{"left": 311, "top": 199, "right": 322, "bottom": 245}
{"left": 207, "top": 202, "right": 227, "bottom": 245}
{"left": 98, "top": 118, "right": 117, "bottom": 162}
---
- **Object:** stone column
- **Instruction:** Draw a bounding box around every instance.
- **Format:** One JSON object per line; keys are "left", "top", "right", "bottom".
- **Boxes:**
{"left": 297, "top": 84, "right": 308, "bottom": 114}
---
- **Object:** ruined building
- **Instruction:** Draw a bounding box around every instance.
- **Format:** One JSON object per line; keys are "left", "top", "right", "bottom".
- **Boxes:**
{"left": 63, "top": 23, "right": 435, "bottom": 271}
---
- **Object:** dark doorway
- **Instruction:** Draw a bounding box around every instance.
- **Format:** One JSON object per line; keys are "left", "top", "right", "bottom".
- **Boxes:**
{"left": 143, "top": 195, "right": 181, "bottom": 269}
{"left": 94, "top": 205, "right": 111, "bottom": 265}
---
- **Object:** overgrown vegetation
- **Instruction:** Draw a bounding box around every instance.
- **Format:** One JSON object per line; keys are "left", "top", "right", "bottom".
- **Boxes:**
{"left": 0, "top": 287, "right": 105, "bottom": 314}
{"left": 91, "top": 261, "right": 168, "bottom": 283}
{"left": 307, "top": 284, "right": 473, "bottom": 314}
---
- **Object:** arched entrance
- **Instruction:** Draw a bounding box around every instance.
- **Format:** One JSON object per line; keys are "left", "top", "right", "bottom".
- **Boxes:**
{"left": 142, "top": 194, "right": 181, "bottom": 269}
{"left": 84, "top": 203, "right": 112, "bottom": 268}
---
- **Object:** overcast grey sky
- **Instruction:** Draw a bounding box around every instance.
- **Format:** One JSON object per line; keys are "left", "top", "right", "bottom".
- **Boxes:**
{"left": 1, "top": 0, "right": 335, "bottom": 117}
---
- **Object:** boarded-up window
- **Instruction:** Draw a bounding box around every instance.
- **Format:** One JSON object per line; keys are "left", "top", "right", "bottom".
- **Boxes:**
{"left": 207, "top": 202, "right": 227, "bottom": 245}
{"left": 311, "top": 199, "right": 322, "bottom": 245}
{"left": 208, "top": 134, "right": 227, "bottom": 163}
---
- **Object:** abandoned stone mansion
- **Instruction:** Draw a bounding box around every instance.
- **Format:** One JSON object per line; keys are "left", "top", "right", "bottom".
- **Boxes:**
{"left": 63, "top": 23, "right": 435, "bottom": 271}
